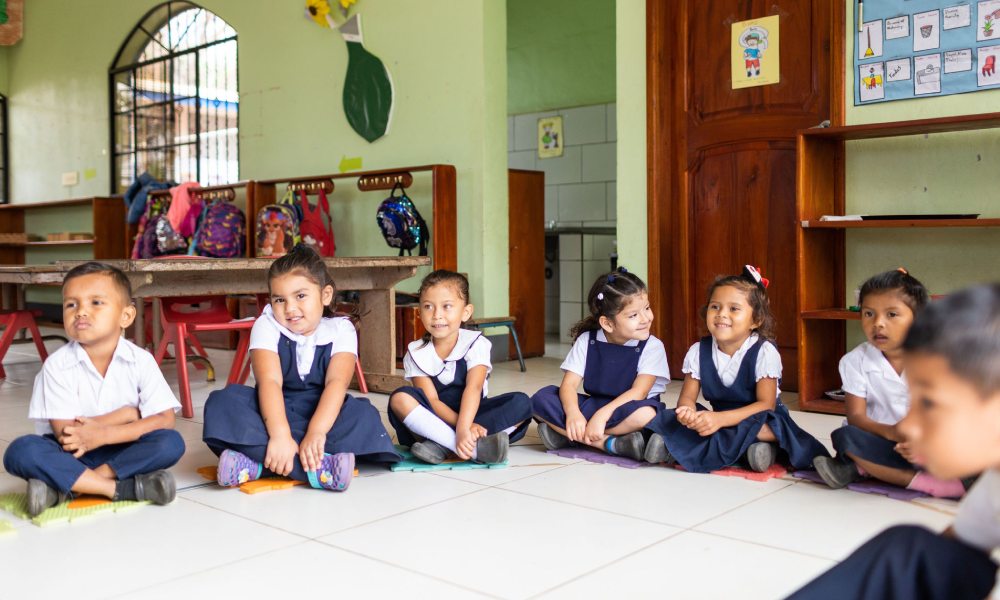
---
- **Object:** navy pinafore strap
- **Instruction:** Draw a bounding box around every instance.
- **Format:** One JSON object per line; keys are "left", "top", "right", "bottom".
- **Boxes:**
{"left": 582, "top": 329, "right": 648, "bottom": 399}
{"left": 699, "top": 335, "right": 766, "bottom": 412}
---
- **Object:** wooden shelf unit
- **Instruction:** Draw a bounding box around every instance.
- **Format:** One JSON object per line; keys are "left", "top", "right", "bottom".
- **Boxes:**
{"left": 796, "top": 112, "right": 1000, "bottom": 414}
{"left": 0, "top": 197, "right": 126, "bottom": 264}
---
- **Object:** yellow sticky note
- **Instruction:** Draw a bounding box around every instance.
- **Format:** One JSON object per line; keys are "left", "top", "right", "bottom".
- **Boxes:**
{"left": 83, "top": 168, "right": 98, "bottom": 181}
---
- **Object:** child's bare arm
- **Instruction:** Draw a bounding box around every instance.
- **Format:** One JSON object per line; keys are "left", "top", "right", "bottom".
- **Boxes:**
{"left": 594, "top": 374, "right": 657, "bottom": 417}
{"left": 252, "top": 348, "right": 298, "bottom": 475}
{"left": 454, "top": 365, "right": 488, "bottom": 459}
{"left": 414, "top": 375, "right": 458, "bottom": 426}
{"left": 844, "top": 393, "right": 901, "bottom": 441}
{"left": 86, "top": 406, "right": 141, "bottom": 427}
{"left": 58, "top": 409, "right": 175, "bottom": 458}
{"left": 676, "top": 375, "right": 701, "bottom": 410}
{"left": 707, "top": 377, "right": 778, "bottom": 430}
{"left": 299, "top": 351, "right": 355, "bottom": 471}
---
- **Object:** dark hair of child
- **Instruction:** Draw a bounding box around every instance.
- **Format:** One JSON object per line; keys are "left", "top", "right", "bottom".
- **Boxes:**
{"left": 569, "top": 267, "right": 648, "bottom": 340}
{"left": 700, "top": 275, "right": 777, "bottom": 342}
{"left": 63, "top": 261, "right": 133, "bottom": 305}
{"left": 267, "top": 244, "right": 337, "bottom": 318}
{"left": 903, "top": 284, "right": 1000, "bottom": 397}
{"left": 417, "top": 269, "right": 471, "bottom": 346}
{"left": 859, "top": 268, "right": 930, "bottom": 313}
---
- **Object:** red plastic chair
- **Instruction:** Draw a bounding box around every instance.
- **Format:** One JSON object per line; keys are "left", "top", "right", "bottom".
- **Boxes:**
{"left": 153, "top": 295, "right": 254, "bottom": 418}
{"left": 0, "top": 310, "right": 51, "bottom": 379}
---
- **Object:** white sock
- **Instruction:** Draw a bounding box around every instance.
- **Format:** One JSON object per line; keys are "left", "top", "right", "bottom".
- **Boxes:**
{"left": 501, "top": 425, "right": 516, "bottom": 435}
{"left": 402, "top": 406, "right": 460, "bottom": 455}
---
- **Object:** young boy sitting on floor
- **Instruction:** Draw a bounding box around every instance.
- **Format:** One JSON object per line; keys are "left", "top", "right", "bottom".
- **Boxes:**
{"left": 3, "top": 262, "right": 184, "bottom": 516}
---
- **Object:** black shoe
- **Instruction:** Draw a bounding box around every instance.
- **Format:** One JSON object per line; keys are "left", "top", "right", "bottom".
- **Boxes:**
{"left": 746, "top": 442, "right": 777, "bottom": 473}
{"left": 643, "top": 433, "right": 675, "bottom": 465}
{"left": 26, "top": 479, "right": 67, "bottom": 517}
{"left": 411, "top": 440, "right": 449, "bottom": 464}
{"left": 813, "top": 456, "right": 861, "bottom": 489}
{"left": 133, "top": 470, "right": 176, "bottom": 505}
{"left": 611, "top": 432, "right": 646, "bottom": 461}
{"left": 537, "top": 422, "right": 570, "bottom": 450}
{"left": 475, "top": 431, "right": 510, "bottom": 464}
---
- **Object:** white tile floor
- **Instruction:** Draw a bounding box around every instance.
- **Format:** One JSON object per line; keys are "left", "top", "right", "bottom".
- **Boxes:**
{"left": 0, "top": 334, "right": 958, "bottom": 599}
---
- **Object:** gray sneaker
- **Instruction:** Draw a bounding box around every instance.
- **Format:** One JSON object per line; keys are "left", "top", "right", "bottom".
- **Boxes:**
{"left": 133, "top": 470, "right": 177, "bottom": 505}
{"left": 475, "top": 431, "right": 510, "bottom": 464}
{"left": 611, "top": 431, "right": 646, "bottom": 461}
{"left": 411, "top": 440, "right": 449, "bottom": 464}
{"left": 643, "top": 433, "right": 675, "bottom": 464}
{"left": 746, "top": 442, "right": 777, "bottom": 473}
{"left": 26, "top": 479, "right": 67, "bottom": 517}
{"left": 537, "top": 422, "right": 570, "bottom": 450}
{"left": 814, "top": 456, "right": 861, "bottom": 489}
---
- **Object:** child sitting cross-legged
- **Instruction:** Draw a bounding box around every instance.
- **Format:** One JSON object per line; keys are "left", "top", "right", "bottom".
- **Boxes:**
{"left": 3, "top": 262, "right": 184, "bottom": 516}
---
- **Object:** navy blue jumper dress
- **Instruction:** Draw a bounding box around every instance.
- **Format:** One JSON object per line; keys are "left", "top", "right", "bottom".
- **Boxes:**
{"left": 202, "top": 333, "right": 400, "bottom": 481}
{"left": 645, "top": 336, "right": 828, "bottom": 473}
{"left": 389, "top": 340, "right": 532, "bottom": 447}
{"left": 831, "top": 425, "right": 914, "bottom": 470}
{"left": 532, "top": 329, "right": 665, "bottom": 430}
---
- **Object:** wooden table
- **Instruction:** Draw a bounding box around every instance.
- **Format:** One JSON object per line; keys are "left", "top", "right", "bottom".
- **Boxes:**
{"left": 0, "top": 257, "right": 428, "bottom": 393}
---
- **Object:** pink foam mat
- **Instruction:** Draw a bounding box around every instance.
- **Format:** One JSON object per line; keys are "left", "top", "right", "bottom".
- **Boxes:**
{"left": 792, "top": 470, "right": 928, "bottom": 501}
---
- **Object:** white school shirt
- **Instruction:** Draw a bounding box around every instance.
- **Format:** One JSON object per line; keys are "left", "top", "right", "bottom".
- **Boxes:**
{"left": 403, "top": 329, "right": 492, "bottom": 397}
{"left": 952, "top": 469, "right": 1000, "bottom": 598}
{"left": 27, "top": 338, "right": 180, "bottom": 435}
{"left": 681, "top": 333, "right": 783, "bottom": 399}
{"left": 838, "top": 342, "right": 909, "bottom": 426}
{"left": 249, "top": 305, "right": 358, "bottom": 380}
{"left": 560, "top": 330, "right": 670, "bottom": 396}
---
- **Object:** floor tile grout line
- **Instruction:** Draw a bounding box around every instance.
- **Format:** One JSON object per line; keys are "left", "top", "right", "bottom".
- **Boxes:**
{"left": 687, "top": 529, "right": 841, "bottom": 563}
{"left": 176, "top": 494, "right": 316, "bottom": 540}
{"left": 489, "top": 486, "right": 693, "bottom": 529}
{"left": 314, "top": 539, "right": 506, "bottom": 599}
{"left": 682, "top": 479, "right": 800, "bottom": 531}
{"left": 104, "top": 538, "right": 313, "bottom": 599}
{"left": 526, "top": 528, "right": 688, "bottom": 600}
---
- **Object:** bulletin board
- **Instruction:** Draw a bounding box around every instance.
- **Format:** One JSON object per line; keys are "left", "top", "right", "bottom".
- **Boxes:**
{"left": 854, "top": 0, "right": 1000, "bottom": 104}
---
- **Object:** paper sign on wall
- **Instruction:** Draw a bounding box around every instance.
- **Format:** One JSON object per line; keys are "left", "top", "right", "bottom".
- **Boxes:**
{"left": 731, "top": 15, "right": 780, "bottom": 89}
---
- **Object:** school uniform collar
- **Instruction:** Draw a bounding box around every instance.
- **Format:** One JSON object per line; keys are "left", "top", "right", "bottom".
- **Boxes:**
{"left": 712, "top": 332, "right": 759, "bottom": 358}
{"left": 593, "top": 329, "right": 641, "bottom": 347}
{"left": 69, "top": 337, "right": 136, "bottom": 377}
{"left": 408, "top": 328, "right": 483, "bottom": 377}
{"left": 260, "top": 305, "right": 343, "bottom": 379}
{"left": 861, "top": 342, "right": 905, "bottom": 383}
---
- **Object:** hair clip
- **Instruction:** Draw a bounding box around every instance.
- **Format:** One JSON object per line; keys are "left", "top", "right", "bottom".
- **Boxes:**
{"left": 607, "top": 274, "right": 615, "bottom": 284}
{"left": 617, "top": 266, "right": 628, "bottom": 274}
{"left": 897, "top": 267, "right": 908, "bottom": 275}
{"left": 597, "top": 292, "right": 605, "bottom": 301}
{"left": 742, "top": 265, "right": 770, "bottom": 290}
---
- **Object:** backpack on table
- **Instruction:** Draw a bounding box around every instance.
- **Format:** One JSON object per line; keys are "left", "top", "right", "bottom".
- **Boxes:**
{"left": 376, "top": 183, "right": 429, "bottom": 256}
{"left": 298, "top": 187, "right": 336, "bottom": 257}
{"left": 190, "top": 199, "right": 246, "bottom": 258}
{"left": 255, "top": 188, "right": 302, "bottom": 257}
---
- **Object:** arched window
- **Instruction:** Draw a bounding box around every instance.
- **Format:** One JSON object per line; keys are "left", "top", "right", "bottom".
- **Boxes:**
{"left": 110, "top": 2, "right": 237, "bottom": 193}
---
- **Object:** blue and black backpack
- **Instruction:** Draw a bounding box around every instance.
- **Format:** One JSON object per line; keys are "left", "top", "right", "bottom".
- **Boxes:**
{"left": 376, "top": 183, "right": 429, "bottom": 256}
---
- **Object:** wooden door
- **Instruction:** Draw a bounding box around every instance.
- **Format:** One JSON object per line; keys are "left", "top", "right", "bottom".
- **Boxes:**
{"left": 508, "top": 169, "right": 545, "bottom": 359}
{"left": 647, "top": 0, "right": 844, "bottom": 390}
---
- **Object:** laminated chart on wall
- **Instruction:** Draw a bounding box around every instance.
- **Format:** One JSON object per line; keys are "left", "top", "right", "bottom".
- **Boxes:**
{"left": 854, "top": 0, "right": 1000, "bottom": 104}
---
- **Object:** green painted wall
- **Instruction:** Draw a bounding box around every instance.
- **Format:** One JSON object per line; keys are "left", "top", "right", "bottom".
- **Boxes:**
{"left": 614, "top": 0, "right": 645, "bottom": 281}
{"left": 843, "top": 1, "right": 1000, "bottom": 347}
{"left": 507, "top": 0, "right": 615, "bottom": 115}
{"left": 6, "top": 0, "right": 508, "bottom": 315}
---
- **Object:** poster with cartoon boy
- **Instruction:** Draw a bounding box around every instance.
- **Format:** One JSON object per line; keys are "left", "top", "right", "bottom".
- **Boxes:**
{"left": 731, "top": 15, "right": 780, "bottom": 89}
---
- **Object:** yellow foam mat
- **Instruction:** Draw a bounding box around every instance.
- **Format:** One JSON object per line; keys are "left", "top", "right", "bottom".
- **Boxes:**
{"left": 198, "top": 465, "right": 359, "bottom": 494}
{"left": 0, "top": 492, "right": 147, "bottom": 527}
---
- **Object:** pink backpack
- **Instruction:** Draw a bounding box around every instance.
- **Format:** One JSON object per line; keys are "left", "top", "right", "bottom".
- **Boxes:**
{"left": 298, "top": 188, "right": 335, "bottom": 257}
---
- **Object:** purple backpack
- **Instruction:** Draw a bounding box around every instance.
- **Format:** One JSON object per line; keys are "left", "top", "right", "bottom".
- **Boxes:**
{"left": 190, "top": 200, "right": 246, "bottom": 258}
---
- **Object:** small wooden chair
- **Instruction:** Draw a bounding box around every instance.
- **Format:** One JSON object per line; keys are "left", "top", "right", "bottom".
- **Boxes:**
{"left": 466, "top": 316, "right": 525, "bottom": 372}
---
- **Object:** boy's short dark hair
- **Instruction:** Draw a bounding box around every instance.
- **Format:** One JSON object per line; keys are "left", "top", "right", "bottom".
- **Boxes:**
{"left": 903, "top": 284, "right": 1000, "bottom": 396}
{"left": 63, "top": 262, "right": 133, "bottom": 304}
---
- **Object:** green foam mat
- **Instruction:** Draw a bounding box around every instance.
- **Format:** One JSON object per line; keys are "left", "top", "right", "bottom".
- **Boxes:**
{"left": 390, "top": 445, "right": 508, "bottom": 472}
{"left": 0, "top": 493, "right": 147, "bottom": 527}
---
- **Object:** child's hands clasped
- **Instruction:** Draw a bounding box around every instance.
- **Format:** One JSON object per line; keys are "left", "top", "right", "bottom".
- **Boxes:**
{"left": 585, "top": 408, "right": 612, "bottom": 444}
{"left": 265, "top": 435, "right": 299, "bottom": 476}
{"left": 675, "top": 406, "right": 697, "bottom": 427}
{"left": 299, "top": 431, "right": 327, "bottom": 472}
{"left": 691, "top": 411, "right": 723, "bottom": 437}
{"left": 565, "top": 411, "right": 588, "bottom": 443}
{"left": 60, "top": 417, "right": 107, "bottom": 458}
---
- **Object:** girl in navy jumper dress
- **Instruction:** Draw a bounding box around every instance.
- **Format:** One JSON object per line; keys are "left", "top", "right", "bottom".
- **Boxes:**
{"left": 644, "top": 267, "right": 828, "bottom": 472}
{"left": 202, "top": 246, "right": 399, "bottom": 492}
{"left": 388, "top": 270, "right": 531, "bottom": 465}
{"left": 531, "top": 268, "right": 669, "bottom": 461}
{"left": 813, "top": 268, "right": 967, "bottom": 498}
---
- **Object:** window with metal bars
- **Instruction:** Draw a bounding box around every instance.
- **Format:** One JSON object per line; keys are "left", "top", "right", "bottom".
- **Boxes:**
{"left": 0, "top": 93, "right": 7, "bottom": 204}
{"left": 109, "top": 2, "right": 237, "bottom": 194}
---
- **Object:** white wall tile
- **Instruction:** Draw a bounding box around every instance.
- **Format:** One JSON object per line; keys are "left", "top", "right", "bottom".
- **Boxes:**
{"left": 606, "top": 182, "right": 617, "bottom": 220}
{"left": 583, "top": 259, "right": 610, "bottom": 290}
{"left": 558, "top": 182, "right": 607, "bottom": 222}
{"left": 544, "top": 185, "right": 558, "bottom": 223}
{"left": 536, "top": 145, "right": 582, "bottom": 185}
{"left": 606, "top": 103, "right": 617, "bottom": 142}
{"left": 546, "top": 298, "right": 560, "bottom": 334}
{"left": 560, "top": 301, "right": 583, "bottom": 342}
{"left": 508, "top": 150, "right": 536, "bottom": 171}
{"left": 581, "top": 142, "right": 617, "bottom": 183}
{"left": 560, "top": 260, "right": 583, "bottom": 302}
{"left": 559, "top": 233, "right": 582, "bottom": 261}
{"left": 586, "top": 234, "right": 617, "bottom": 261}
{"left": 513, "top": 111, "right": 556, "bottom": 152}
{"left": 560, "top": 104, "right": 607, "bottom": 146}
